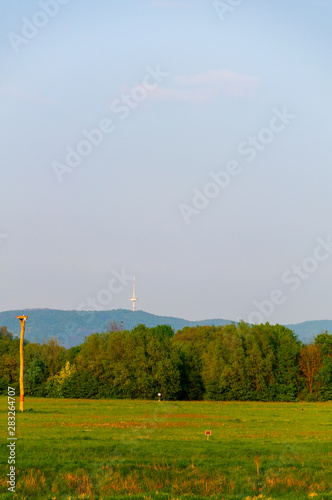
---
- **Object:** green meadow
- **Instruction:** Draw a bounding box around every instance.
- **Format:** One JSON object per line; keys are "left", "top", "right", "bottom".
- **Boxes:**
{"left": 1, "top": 397, "right": 332, "bottom": 500}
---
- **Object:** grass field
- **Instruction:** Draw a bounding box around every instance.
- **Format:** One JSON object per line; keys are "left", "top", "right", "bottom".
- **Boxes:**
{"left": 1, "top": 397, "right": 332, "bottom": 500}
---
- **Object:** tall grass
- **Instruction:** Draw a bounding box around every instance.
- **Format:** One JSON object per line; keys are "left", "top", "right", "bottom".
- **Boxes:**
{"left": 1, "top": 398, "right": 332, "bottom": 499}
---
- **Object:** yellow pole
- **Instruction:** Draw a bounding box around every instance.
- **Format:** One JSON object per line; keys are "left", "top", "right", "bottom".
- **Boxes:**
{"left": 17, "top": 315, "right": 28, "bottom": 412}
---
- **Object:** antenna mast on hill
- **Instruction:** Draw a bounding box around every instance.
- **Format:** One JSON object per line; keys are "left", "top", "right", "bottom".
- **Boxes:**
{"left": 130, "top": 276, "right": 138, "bottom": 312}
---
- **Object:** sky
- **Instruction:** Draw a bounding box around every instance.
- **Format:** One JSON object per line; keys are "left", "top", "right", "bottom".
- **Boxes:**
{"left": 1, "top": 0, "right": 332, "bottom": 325}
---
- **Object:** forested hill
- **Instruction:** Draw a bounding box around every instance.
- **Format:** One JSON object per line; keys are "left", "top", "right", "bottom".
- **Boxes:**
{"left": 0, "top": 308, "right": 330, "bottom": 347}
{"left": 0, "top": 309, "right": 233, "bottom": 347}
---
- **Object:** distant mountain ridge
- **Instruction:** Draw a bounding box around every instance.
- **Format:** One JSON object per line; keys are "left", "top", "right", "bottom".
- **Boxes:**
{"left": 0, "top": 308, "right": 330, "bottom": 348}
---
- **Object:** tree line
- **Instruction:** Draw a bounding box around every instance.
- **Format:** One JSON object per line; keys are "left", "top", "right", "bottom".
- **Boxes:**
{"left": 0, "top": 323, "right": 331, "bottom": 401}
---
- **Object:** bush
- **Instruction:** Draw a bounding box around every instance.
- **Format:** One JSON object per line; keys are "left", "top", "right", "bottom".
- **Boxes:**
{"left": 0, "top": 375, "right": 8, "bottom": 395}
{"left": 62, "top": 371, "right": 99, "bottom": 399}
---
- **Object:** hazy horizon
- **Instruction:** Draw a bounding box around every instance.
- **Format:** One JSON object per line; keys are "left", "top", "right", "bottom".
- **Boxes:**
{"left": 1, "top": 306, "right": 331, "bottom": 328}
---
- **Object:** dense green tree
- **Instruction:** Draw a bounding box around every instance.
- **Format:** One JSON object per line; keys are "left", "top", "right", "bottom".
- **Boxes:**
{"left": 65, "top": 344, "right": 82, "bottom": 365}
{"left": 62, "top": 370, "right": 99, "bottom": 399}
{"left": 176, "top": 342, "right": 205, "bottom": 400}
{"left": 314, "top": 332, "right": 332, "bottom": 400}
{"left": 25, "top": 358, "right": 47, "bottom": 397}
{"left": 44, "top": 361, "right": 77, "bottom": 398}
{"left": 0, "top": 336, "right": 20, "bottom": 385}
{"left": 174, "top": 325, "right": 221, "bottom": 400}
{"left": 41, "top": 337, "right": 66, "bottom": 378}
{"left": 202, "top": 324, "right": 251, "bottom": 400}
{"left": 200, "top": 323, "right": 301, "bottom": 401}
{"left": 0, "top": 321, "right": 330, "bottom": 401}
{"left": 146, "top": 325, "right": 181, "bottom": 400}
{"left": 0, "top": 375, "right": 7, "bottom": 393}
{"left": 272, "top": 324, "right": 301, "bottom": 401}
{"left": 0, "top": 326, "right": 13, "bottom": 339}
{"left": 315, "top": 331, "right": 332, "bottom": 358}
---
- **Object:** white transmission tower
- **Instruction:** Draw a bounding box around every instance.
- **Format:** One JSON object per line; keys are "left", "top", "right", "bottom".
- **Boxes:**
{"left": 130, "top": 276, "right": 138, "bottom": 311}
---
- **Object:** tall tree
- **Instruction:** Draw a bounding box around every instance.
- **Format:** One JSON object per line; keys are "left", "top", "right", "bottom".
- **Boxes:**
{"left": 299, "top": 344, "right": 323, "bottom": 395}
{"left": 41, "top": 337, "right": 66, "bottom": 378}
{"left": 314, "top": 331, "right": 332, "bottom": 400}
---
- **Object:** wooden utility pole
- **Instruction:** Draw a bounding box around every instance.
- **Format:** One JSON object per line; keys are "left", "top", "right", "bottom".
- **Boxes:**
{"left": 17, "top": 315, "right": 28, "bottom": 412}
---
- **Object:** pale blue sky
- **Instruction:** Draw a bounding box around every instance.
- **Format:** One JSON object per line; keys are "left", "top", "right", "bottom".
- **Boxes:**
{"left": 1, "top": 0, "right": 332, "bottom": 324}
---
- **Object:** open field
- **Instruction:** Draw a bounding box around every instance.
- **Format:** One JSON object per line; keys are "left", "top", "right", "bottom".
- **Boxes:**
{"left": 1, "top": 397, "right": 332, "bottom": 500}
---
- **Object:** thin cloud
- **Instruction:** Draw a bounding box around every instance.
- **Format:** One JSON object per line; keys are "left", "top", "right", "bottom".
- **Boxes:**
{"left": 149, "top": 86, "right": 217, "bottom": 103}
{"left": 306, "top": 0, "right": 331, "bottom": 6}
{"left": 175, "top": 70, "right": 260, "bottom": 98}
{"left": 142, "top": 0, "right": 193, "bottom": 8}
{"left": 1, "top": 83, "right": 59, "bottom": 106}
{"left": 149, "top": 70, "right": 260, "bottom": 103}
